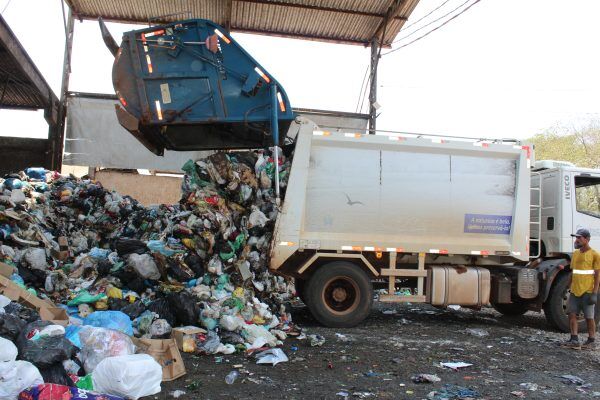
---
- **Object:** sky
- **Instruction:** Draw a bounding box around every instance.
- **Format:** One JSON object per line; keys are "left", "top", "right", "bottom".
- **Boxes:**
{"left": 1, "top": 0, "right": 599, "bottom": 141}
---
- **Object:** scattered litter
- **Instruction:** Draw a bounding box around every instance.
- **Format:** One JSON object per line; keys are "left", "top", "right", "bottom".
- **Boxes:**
{"left": 412, "top": 374, "right": 441, "bottom": 383}
{"left": 225, "top": 370, "right": 240, "bottom": 384}
{"left": 465, "top": 328, "right": 489, "bottom": 337}
{"left": 441, "top": 362, "right": 473, "bottom": 370}
{"left": 520, "top": 382, "right": 538, "bottom": 391}
{"left": 335, "top": 333, "right": 354, "bottom": 342}
{"left": 511, "top": 390, "right": 526, "bottom": 398}
{"left": 308, "top": 334, "right": 326, "bottom": 347}
{"left": 170, "top": 390, "right": 186, "bottom": 398}
{"left": 427, "top": 384, "right": 480, "bottom": 400}
{"left": 560, "top": 375, "right": 586, "bottom": 385}
{"left": 256, "top": 348, "right": 289, "bottom": 365}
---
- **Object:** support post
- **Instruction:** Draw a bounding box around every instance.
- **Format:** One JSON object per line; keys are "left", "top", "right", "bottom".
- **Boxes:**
{"left": 54, "top": 7, "right": 74, "bottom": 173}
{"left": 270, "top": 82, "right": 281, "bottom": 205}
{"left": 368, "top": 37, "right": 379, "bottom": 134}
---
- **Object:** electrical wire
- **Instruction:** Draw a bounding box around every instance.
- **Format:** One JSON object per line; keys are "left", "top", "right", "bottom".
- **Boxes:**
{"left": 355, "top": 64, "right": 369, "bottom": 113}
{"left": 400, "top": 0, "right": 453, "bottom": 32}
{"left": 391, "top": 0, "right": 473, "bottom": 45}
{"left": 383, "top": 0, "right": 482, "bottom": 56}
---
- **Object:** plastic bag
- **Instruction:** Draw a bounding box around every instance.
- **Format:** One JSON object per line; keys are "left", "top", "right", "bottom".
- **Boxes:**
{"left": 16, "top": 322, "right": 77, "bottom": 370}
{"left": 78, "top": 326, "right": 136, "bottom": 374}
{"left": 67, "top": 291, "right": 107, "bottom": 307}
{"left": 167, "top": 291, "right": 198, "bottom": 326}
{"left": 0, "top": 313, "right": 26, "bottom": 341}
{"left": 127, "top": 253, "right": 160, "bottom": 280}
{"left": 115, "top": 238, "right": 147, "bottom": 257}
{"left": 39, "top": 363, "right": 75, "bottom": 387}
{"left": 3, "top": 302, "right": 39, "bottom": 323}
{"left": 119, "top": 300, "right": 146, "bottom": 319}
{"left": 19, "top": 384, "right": 125, "bottom": 400}
{"left": 82, "top": 311, "right": 133, "bottom": 336}
{"left": 0, "top": 337, "right": 18, "bottom": 380}
{"left": 219, "top": 315, "right": 244, "bottom": 332}
{"left": 147, "top": 298, "right": 175, "bottom": 327}
{"left": 149, "top": 319, "right": 172, "bottom": 338}
{"left": 92, "top": 354, "right": 162, "bottom": 400}
{"left": 64, "top": 325, "right": 83, "bottom": 348}
{"left": 255, "top": 348, "right": 288, "bottom": 366}
{"left": 0, "top": 360, "right": 44, "bottom": 400}
{"left": 21, "top": 248, "right": 48, "bottom": 271}
{"left": 242, "top": 324, "right": 277, "bottom": 348}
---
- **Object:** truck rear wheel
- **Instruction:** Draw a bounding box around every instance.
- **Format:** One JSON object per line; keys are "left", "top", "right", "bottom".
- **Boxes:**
{"left": 492, "top": 302, "right": 529, "bottom": 317}
{"left": 305, "top": 262, "right": 373, "bottom": 328}
{"left": 543, "top": 272, "right": 600, "bottom": 332}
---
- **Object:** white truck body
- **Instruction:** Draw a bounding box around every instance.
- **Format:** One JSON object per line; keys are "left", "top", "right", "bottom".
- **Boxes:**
{"left": 272, "top": 120, "right": 531, "bottom": 270}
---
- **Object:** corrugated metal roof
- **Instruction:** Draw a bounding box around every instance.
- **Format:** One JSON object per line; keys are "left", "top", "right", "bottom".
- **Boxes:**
{"left": 65, "top": 0, "right": 421, "bottom": 46}
{"left": 0, "top": 16, "right": 58, "bottom": 111}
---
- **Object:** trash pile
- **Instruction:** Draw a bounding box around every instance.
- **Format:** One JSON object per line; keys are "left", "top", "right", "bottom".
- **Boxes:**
{"left": 0, "top": 148, "right": 297, "bottom": 399}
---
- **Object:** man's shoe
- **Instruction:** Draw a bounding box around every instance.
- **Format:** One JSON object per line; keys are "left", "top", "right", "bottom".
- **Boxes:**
{"left": 561, "top": 338, "right": 581, "bottom": 349}
{"left": 581, "top": 339, "right": 596, "bottom": 350}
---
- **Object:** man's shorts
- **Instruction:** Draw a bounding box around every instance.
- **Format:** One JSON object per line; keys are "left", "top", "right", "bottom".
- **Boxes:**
{"left": 567, "top": 293, "right": 595, "bottom": 319}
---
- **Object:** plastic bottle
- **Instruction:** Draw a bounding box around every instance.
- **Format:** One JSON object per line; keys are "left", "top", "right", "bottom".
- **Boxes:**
{"left": 225, "top": 370, "right": 239, "bottom": 385}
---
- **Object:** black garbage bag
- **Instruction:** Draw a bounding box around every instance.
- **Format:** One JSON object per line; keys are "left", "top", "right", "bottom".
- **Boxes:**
{"left": 0, "top": 312, "right": 26, "bottom": 340}
{"left": 16, "top": 321, "right": 77, "bottom": 369}
{"left": 184, "top": 253, "right": 204, "bottom": 278}
{"left": 112, "top": 267, "right": 146, "bottom": 293}
{"left": 4, "top": 302, "right": 40, "bottom": 323}
{"left": 108, "top": 297, "right": 128, "bottom": 311}
{"left": 115, "top": 238, "right": 147, "bottom": 256}
{"left": 167, "top": 291, "right": 198, "bottom": 326}
{"left": 17, "top": 265, "right": 46, "bottom": 288}
{"left": 219, "top": 331, "right": 244, "bottom": 345}
{"left": 39, "top": 363, "right": 75, "bottom": 387}
{"left": 96, "top": 259, "right": 112, "bottom": 277}
{"left": 147, "top": 298, "right": 175, "bottom": 327}
{"left": 168, "top": 259, "right": 194, "bottom": 282}
{"left": 120, "top": 300, "right": 146, "bottom": 319}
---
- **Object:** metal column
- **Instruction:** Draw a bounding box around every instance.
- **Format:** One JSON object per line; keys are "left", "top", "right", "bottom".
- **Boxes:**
{"left": 270, "top": 82, "right": 281, "bottom": 205}
{"left": 368, "top": 37, "right": 379, "bottom": 134}
{"left": 54, "top": 7, "right": 74, "bottom": 172}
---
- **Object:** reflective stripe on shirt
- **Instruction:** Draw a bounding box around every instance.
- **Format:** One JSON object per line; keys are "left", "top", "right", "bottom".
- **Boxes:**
{"left": 572, "top": 269, "right": 596, "bottom": 275}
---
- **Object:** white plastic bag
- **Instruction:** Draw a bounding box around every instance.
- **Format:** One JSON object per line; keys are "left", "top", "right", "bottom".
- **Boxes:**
{"left": 79, "top": 326, "right": 136, "bottom": 373}
{"left": 127, "top": 253, "right": 160, "bottom": 280}
{"left": 92, "top": 354, "right": 162, "bottom": 399}
{"left": 219, "top": 315, "right": 244, "bottom": 332}
{"left": 0, "top": 337, "right": 17, "bottom": 379}
{"left": 0, "top": 360, "right": 43, "bottom": 400}
{"left": 256, "top": 348, "right": 288, "bottom": 366}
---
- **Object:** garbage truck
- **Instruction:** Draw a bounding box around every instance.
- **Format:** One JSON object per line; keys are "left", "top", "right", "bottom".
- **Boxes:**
{"left": 101, "top": 18, "right": 600, "bottom": 332}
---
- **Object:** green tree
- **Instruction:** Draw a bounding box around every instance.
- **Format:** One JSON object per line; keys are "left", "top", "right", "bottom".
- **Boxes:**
{"left": 528, "top": 120, "right": 600, "bottom": 168}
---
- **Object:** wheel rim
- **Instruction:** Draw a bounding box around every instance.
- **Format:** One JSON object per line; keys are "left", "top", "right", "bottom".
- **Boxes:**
{"left": 321, "top": 277, "right": 360, "bottom": 315}
{"left": 562, "top": 289, "right": 586, "bottom": 323}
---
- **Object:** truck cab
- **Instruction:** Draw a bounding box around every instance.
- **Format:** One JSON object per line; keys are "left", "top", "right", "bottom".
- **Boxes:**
{"left": 532, "top": 161, "right": 600, "bottom": 258}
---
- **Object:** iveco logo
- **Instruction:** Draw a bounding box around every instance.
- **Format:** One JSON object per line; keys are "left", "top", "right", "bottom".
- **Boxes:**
{"left": 564, "top": 175, "right": 571, "bottom": 200}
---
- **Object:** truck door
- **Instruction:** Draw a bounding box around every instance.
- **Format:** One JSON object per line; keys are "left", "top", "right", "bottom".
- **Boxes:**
{"left": 572, "top": 173, "right": 600, "bottom": 250}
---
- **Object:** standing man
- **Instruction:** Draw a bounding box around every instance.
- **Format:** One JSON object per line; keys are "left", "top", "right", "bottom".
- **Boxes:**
{"left": 562, "top": 228, "right": 600, "bottom": 349}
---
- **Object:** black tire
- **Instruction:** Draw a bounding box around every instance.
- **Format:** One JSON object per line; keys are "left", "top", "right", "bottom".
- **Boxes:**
{"left": 294, "top": 278, "right": 307, "bottom": 304}
{"left": 305, "top": 261, "right": 373, "bottom": 328}
{"left": 492, "top": 302, "right": 529, "bottom": 317}
{"left": 543, "top": 272, "right": 600, "bottom": 332}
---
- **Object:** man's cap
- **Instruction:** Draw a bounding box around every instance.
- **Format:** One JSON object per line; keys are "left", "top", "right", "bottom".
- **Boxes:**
{"left": 571, "top": 228, "right": 591, "bottom": 239}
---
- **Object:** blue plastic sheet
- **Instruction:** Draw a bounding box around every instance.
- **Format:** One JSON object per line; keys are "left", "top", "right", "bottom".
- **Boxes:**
{"left": 65, "top": 325, "right": 83, "bottom": 348}
{"left": 82, "top": 311, "right": 133, "bottom": 336}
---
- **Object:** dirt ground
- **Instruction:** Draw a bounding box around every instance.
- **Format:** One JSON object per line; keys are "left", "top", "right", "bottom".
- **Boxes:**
{"left": 159, "top": 302, "right": 600, "bottom": 400}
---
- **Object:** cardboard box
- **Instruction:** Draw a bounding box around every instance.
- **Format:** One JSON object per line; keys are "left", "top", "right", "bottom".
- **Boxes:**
{"left": 0, "top": 261, "right": 15, "bottom": 278}
{"left": 171, "top": 326, "right": 206, "bottom": 353}
{"left": 39, "top": 307, "right": 69, "bottom": 326}
{"left": 0, "top": 274, "right": 56, "bottom": 310}
{"left": 132, "top": 338, "right": 186, "bottom": 381}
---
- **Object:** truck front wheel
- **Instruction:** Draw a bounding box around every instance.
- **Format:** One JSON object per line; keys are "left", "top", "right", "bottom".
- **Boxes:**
{"left": 305, "top": 262, "right": 373, "bottom": 328}
{"left": 543, "top": 272, "right": 600, "bottom": 332}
